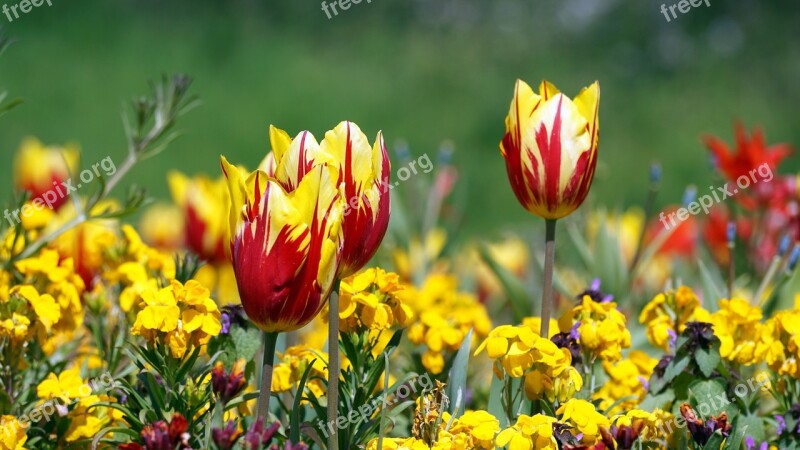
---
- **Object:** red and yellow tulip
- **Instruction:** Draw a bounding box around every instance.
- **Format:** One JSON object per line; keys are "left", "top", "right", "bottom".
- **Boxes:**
{"left": 268, "top": 121, "right": 390, "bottom": 276}
{"left": 168, "top": 172, "right": 229, "bottom": 263}
{"left": 13, "top": 137, "right": 79, "bottom": 211}
{"left": 500, "top": 80, "right": 600, "bottom": 220}
{"left": 220, "top": 151, "right": 344, "bottom": 332}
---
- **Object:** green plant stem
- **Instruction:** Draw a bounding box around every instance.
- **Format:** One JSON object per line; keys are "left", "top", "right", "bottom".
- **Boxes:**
{"left": 540, "top": 219, "right": 557, "bottom": 337}
{"left": 328, "top": 282, "right": 341, "bottom": 450}
{"left": 258, "top": 331, "right": 279, "bottom": 422}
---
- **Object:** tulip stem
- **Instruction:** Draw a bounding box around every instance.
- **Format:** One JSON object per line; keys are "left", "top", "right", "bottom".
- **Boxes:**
{"left": 541, "top": 219, "right": 557, "bottom": 337}
{"left": 258, "top": 331, "right": 279, "bottom": 423}
{"left": 328, "top": 282, "right": 341, "bottom": 450}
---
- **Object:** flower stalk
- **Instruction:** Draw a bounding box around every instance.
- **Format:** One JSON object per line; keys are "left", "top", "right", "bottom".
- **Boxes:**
{"left": 258, "top": 331, "right": 279, "bottom": 422}
{"left": 541, "top": 219, "right": 557, "bottom": 337}
{"left": 327, "top": 282, "right": 341, "bottom": 450}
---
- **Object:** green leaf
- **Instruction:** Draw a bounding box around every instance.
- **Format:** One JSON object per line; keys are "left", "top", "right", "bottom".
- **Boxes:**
{"left": 663, "top": 354, "right": 690, "bottom": 383}
{"left": 638, "top": 391, "right": 675, "bottom": 412}
{"left": 487, "top": 374, "right": 507, "bottom": 426}
{"left": 698, "top": 258, "right": 725, "bottom": 308}
{"left": 703, "top": 430, "right": 725, "bottom": 450}
{"left": 734, "top": 414, "right": 766, "bottom": 447}
{"left": 290, "top": 359, "right": 317, "bottom": 444}
{"left": 688, "top": 379, "right": 738, "bottom": 420}
{"left": 447, "top": 328, "right": 473, "bottom": 418}
{"left": 694, "top": 345, "right": 721, "bottom": 378}
{"left": 232, "top": 326, "right": 262, "bottom": 362}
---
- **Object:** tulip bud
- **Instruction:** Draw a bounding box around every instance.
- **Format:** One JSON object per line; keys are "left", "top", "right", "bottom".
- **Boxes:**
{"left": 500, "top": 80, "right": 600, "bottom": 219}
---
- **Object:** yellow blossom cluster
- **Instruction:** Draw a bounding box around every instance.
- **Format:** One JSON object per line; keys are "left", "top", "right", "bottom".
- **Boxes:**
{"left": 106, "top": 225, "right": 176, "bottom": 313}
{"left": 0, "top": 415, "right": 27, "bottom": 450}
{"left": 338, "top": 268, "right": 414, "bottom": 333}
{"left": 709, "top": 297, "right": 763, "bottom": 365}
{"left": 593, "top": 350, "right": 658, "bottom": 414}
{"left": 474, "top": 324, "right": 583, "bottom": 403}
{"left": 639, "top": 286, "right": 710, "bottom": 352}
{"left": 36, "top": 367, "right": 122, "bottom": 442}
{"left": 0, "top": 249, "right": 85, "bottom": 354}
{"left": 272, "top": 345, "right": 329, "bottom": 399}
{"left": 757, "top": 307, "right": 800, "bottom": 378}
{"left": 405, "top": 274, "right": 492, "bottom": 374}
{"left": 130, "top": 279, "right": 222, "bottom": 358}
{"left": 496, "top": 413, "right": 558, "bottom": 450}
{"left": 367, "top": 410, "right": 500, "bottom": 450}
{"left": 561, "top": 295, "right": 631, "bottom": 362}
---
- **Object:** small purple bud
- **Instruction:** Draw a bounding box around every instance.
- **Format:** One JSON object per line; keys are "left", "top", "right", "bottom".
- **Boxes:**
{"left": 570, "top": 322, "right": 581, "bottom": 341}
{"left": 775, "top": 414, "right": 786, "bottom": 435}
{"left": 744, "top": 436, "right": 754, "bottom": 450}
{"left": 221, "top": 313, "right": 231, "bottom": 335}
{"left": 667, "top": 328, "right": 678, "bottom": 350}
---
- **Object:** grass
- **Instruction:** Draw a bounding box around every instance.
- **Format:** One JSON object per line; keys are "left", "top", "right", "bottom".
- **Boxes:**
{"left": 0, "top": 0, "right": 798, "bottom": 234}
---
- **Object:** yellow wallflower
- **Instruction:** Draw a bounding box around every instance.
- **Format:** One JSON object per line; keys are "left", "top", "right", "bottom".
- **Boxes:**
{"left": 130, "top": 280, "right": 222, "bottom": 358}
{"left": 496, "top": 414, "right": 558, "bottom": 450}
{"left": 557, "top": 398, "right": 610, "bottom": 444}
{"left": 338, "top": 267, "right": 413, "bottom": 333}
{"left": 475, "top": 324, "right": 582, "bottom": 403}
{"left": 639, "top": 286, "right": 708, "bottom": 352}
{"left": 37, "top": 367, "right": 92, "bottom": 404}
{"left": 758, "top": 309, "right": 800, "bottom": 378}
{"left": 0, "top": 415, "right": 27, "bottom": 450}
{"left": 709, "top": 298, "right": 762, "bottom": 365}
{"left": 405, "top": 274, "right": 492, "bottom": 374}
{"left": 564, "top": 295, "right": 630, "bottom": 362}
{"left": 439, "top": 410, "right": 500, "bottom": 450}
{"left": 272, "top": 345, "right": 328, "bottom": 399}
{"left": 594, "top": 350, "right": 657, "bottom": 414}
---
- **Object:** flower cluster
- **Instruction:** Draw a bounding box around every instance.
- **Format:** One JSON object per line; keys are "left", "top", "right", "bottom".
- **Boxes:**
{"left": 639, "top": 286, "right": 710, "bottom": 352}
{"left": 561, "top": 294, "right": 631, "bottom": 363}
{"left": 338, "top": 267, "right": 413, "bottom": 333}
{"left": 405, "top": 274, "right": 492, "bottom": 374}
{"left": 709, "top": 297, "right": 763, "bottom": 365}
{"left": 271, "top": 345, "right": 328, "bottom": 399}
{"left": 474, "top": 324, "right": 583, "bottom": 403}
{"left": 130, "top": 279, "right": 222, "bottom": 358}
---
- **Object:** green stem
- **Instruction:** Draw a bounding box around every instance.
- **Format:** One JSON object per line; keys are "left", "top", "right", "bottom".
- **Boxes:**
{"left": 328, "top": 281, "right": 341, "bottom": 450}
{"left": 540, "top": 219, "right": 557, "bottom": 337}
{"left": 258, "top": 331, "right": 279, "bottom": 422}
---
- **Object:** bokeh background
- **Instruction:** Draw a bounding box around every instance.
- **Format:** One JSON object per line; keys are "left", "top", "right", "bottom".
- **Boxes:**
{"left": 1, "top": 0, "right": 799, "bottom": 234}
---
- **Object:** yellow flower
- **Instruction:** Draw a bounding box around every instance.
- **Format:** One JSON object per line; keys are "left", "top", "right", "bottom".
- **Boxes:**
{"left": 138, "top": 202, "right": 185, "bottom": 251}
{"left": 594, "top": 350, "right": 657, "bottom": 413}
{"left": 37, "top": 368, "right": 91, "bottom": 403}
{"left": 567, "top": 295, "right": 630, "bottom": 362}
{"left": 710, "top": 298, "right": 762, "bottom": 365}
{"left": 0, "top": 415, "right": 27, "bottom": 450}
{"left": 271, "top": 345, "right": 328, "bottom": 399}
{"left": 405, "top": 274, "right": 492, "bottom": 374}
{"left": 130, "top": 280, "right": 222, "bottom": 358}
{"left": 338, "top": 267, "right": 413, "bottom": 333}
{"left": 441, "top": 410, "right": 500, "bottom": 450}
{"left": 557, "top": 398, "right": 610, "bottom": 444}
{"left": 496, "top": 414, "right": 558, "bottom": 450}
{"left": 639, "top": 286, "right": 707, "bottom": 352}
{"left": 168, "top": 171, "right": 230, "bottom": 262}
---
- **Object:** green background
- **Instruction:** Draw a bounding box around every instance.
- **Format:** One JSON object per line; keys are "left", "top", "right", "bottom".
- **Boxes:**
{"left": 1, "top": 0, "right": 798, "bottom": 234}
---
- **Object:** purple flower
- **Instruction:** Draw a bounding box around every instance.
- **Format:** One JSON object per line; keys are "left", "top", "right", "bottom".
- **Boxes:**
{"left": 570, "top": 321, "right": 581, "bottom": 341}
{"left": 775, "top": 414, "right": 786, "bottom": 435}
{"left": 745, "top": 436, "right": 755, "bottom": 449}
{"left": 221, "top": 312, "right": 231, "bottom": 335}
{"left": 667, "top": 328, "right": 678, "bottom": 350}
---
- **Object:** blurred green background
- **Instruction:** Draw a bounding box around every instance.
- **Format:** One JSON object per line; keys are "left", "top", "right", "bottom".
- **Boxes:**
{"left": 1, "top": 0, "right": 798, "bottom": 234}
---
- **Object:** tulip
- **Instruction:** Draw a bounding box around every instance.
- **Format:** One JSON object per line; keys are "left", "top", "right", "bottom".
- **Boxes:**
{"left": 220, "top": 145, "right": 344, "bottom": 423}
{"left": 220, "top": 156, "right": 343, "bottom": 333}
{"left": 13, "top": 137, "right": 79, "bottom": 211}
{"left": 499, "top": 79, "right": 600, "bottom": 337}
{"left": 168, "top": 172, "right": 230, "bottom": 263}
{"left": 267, "top": 121, "right": 390, "bottom": 450}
